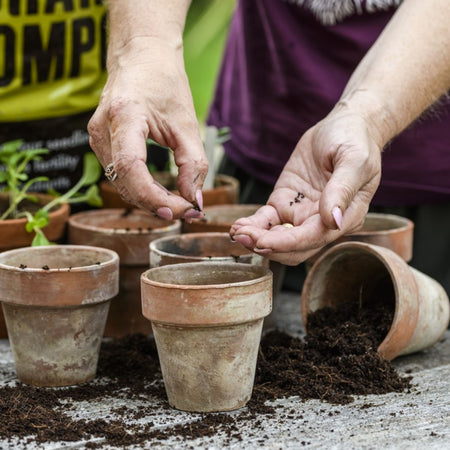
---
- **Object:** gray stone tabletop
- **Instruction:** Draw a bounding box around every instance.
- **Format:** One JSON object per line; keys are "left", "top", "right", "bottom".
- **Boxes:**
{"left": 1, "top": 290, "right": 450, "bottom": 449}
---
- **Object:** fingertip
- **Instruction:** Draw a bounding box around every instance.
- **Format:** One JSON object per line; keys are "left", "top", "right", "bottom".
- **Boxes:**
{"left": 156, "top": 207, "right": 173, "bottom": 221}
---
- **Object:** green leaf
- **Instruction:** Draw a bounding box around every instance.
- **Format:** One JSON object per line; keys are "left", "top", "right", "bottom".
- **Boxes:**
{"left": 85, "top": 185, "right": 103, "bottom": 207}
{"left": 31, "top": 232, "right": 52, "bottom": 247}
{"left": 79, "top": 152, "right": 102, "bottom": 187}
{"left": 26, "top": 209, "right": 50, "bottom": 232}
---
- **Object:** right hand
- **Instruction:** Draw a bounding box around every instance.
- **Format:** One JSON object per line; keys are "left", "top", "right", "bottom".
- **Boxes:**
{"left": 88, "top": 36, "right": 208, "bottom": 220}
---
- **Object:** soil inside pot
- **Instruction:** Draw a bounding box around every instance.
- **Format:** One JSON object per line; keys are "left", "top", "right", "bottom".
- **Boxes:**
{"left": 0, "top": 301, "right": 413, "bottom": 448}
{"left": 0, "top": 196, "right": 58, "bottom": 220}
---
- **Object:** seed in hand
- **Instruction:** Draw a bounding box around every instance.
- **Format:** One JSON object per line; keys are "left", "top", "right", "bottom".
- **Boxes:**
{"left": 282, "top": 223, "right": 294, "bottom": 228}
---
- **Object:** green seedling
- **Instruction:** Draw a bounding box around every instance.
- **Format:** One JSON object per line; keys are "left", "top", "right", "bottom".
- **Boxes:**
{"left": 0, "top": 139, "right": 102, "bottom": 246}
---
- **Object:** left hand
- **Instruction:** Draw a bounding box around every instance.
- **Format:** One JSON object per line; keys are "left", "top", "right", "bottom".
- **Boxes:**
{"left": 230, "top": 110, "right": 382, "bottom": 265}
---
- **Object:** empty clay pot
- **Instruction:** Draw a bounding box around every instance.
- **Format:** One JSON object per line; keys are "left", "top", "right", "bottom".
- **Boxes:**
{"left": 301, "top": 242, "right": 449, "bottom": 361}
{"left": 149, "top": 232, "right": 269, "bottom": 268}
{"left": 68, "top": 208, "right": 182, "bottom": 337}
{"left": 306, "top": 212, "right": 414, "bottom": 269}
{"left": 0, "top": 245, "right": 119, "bottom": 386}
{"left": 141, "top": 261, "right": 272, "bottom": 412}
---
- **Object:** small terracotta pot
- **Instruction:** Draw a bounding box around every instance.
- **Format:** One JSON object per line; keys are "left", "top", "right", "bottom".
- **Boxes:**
{"left": 0, "top": 245, "right": 119, "bottom": 386}
{"left": 183, "top": 203, "right": 262, "bottom": 233}
{"left": 100, "top": 173, "right": 239, "bottom": 209}
{"left": 149, "top": 232, "right": 269, "bottom": 268}
{"left": 306, "top": 212, "right": 414, "bottom": 269}
{"left": 0, "top": 193, "right": 70, "bottom": 252}
{"left": 141, "top": 262, "right": 272, "bottom": 412}
{"left": 301, "top": 242, "right": 449, "bottom": 361}
{"left": 0, "top": 193, "right": 71, "bottom": 338}
{"left": 68, "top": 208, "right": 182, "bottom": 337}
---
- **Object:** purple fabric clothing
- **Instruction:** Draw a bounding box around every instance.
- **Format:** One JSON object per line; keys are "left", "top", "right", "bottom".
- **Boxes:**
{"left": 207, "top": 0, "right": 450, "bottom": 206}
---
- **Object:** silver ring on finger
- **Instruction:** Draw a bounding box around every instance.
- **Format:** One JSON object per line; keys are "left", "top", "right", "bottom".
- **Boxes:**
{"left": 104, "top": 162, "right": 118, "bottom": 182}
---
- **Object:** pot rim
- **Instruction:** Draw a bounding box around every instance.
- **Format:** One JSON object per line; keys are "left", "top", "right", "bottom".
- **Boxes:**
{"left": 0, "top": 244, "right": 119, "bottom": 272}
{"left": 348, "top": 212, "right": 414, "bottom": 237}
{"left": 142, "top": 261, "right": 272, "bottom": 290}
{"left": 68, "top": 208, "right": 181, "bottom": 235}
{"left": 149, "top": 231, "right": 253, "bottom": 261}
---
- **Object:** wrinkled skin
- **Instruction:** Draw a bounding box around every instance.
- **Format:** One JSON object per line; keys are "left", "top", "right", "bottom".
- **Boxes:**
{"left": 230, "top": 111, "right": 382, "bottom": 266}
{"left": 88, "top": 37, "right": 208, "bottom": 220}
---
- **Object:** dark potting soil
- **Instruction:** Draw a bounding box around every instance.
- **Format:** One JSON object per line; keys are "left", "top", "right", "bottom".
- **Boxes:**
{"left": 0, "top": 303, "right": 413, "bottom": 448}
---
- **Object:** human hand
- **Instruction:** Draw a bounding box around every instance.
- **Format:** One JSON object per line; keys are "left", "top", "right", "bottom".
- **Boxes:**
{"left": 230, "top": 111, "right": 382, "bottom": 265}
{"left": 88, "top": 36, "right": 208, "bottom": 220}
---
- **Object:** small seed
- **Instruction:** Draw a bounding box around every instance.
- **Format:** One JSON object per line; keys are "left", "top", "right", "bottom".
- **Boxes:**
{"left": 282, "top": 223, "right": 294, "bottom": 228}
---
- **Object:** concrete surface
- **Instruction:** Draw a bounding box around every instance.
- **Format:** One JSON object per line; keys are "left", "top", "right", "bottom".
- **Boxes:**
{"left": 1, "top": 290, "right": 450, "bottom": 449}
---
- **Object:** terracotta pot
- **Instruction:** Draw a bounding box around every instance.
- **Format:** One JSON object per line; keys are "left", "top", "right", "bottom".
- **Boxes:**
{"left": 68, "top": 208, "right": 182, "bottom": 337}
{"left": 0, "top": 192, "right": 70, "bottom": 252}
{"left": 0, "top": 193, "right": 70, "bottom": 338}
{"left": 306, "top": 212, "right": 414, "bottom": 269}
{"left": 0, "top": 245, "right": 119, "bottom": 386}
{"left": 149, "top": 232, "right": 269, "bottom": 268}
{"left": 301, "top": 242, "right": 449, "bottom": 361}
{"left": 141, "top": 261, "right": 272, "bottom": 412}
{"left": 100, "top": 173, "right": 239, "bottom": 209}
{"left": 183, "top": 203, "right": 262, "bottom": 233}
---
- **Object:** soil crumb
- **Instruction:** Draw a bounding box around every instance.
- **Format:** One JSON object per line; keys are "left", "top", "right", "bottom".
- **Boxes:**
{"left": 0, "top": 303, "right": 413, "bottom": 448}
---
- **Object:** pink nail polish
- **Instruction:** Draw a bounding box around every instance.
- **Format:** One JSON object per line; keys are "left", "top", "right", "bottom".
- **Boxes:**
{"left": 332, "top": 206, "right": 343, "bottom": 230}
{"left": 183, "top": 209, "right": 204, "bottom": 219}
{"left": 196, "top": 189, "right": 204, "bottom": 211}
{"left": 253, "top": 247, "right": 272, "bottom": 255}
{"left": 233, "top": 234, "right": 254, "bottom": 248}
{"left": 156, "top": 207, "right": 173, "bottom": 221}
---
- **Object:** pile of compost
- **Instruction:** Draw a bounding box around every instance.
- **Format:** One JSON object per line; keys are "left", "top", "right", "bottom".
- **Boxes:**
{"left": 0, "top": 301, "right": 412, "bottom": 448}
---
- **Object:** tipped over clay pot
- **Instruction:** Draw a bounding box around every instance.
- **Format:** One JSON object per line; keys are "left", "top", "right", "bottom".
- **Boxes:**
{"left": 149, "top": 232, "right": 269, "bottom": 268}
{"left": 141, "top": 262, "right": 272, "bottom": 412}
{"left": 68, "top": 208, "right": 182, "bottom": 337}
{"left": 301, "top": 242, "right": 449, "bottom": 361}
{"left": 0, "top": 245, "right": 119, "bottom": 386}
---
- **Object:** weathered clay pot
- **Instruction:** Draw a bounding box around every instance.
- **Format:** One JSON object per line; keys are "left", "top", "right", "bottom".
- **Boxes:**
{"left": 0, "top": 193, "right": 71, "bottom": 338}
{"left": 301, "top": 242, "right": 449, "bottom": 361}
{"left": 0, "top": 245, "right": 119, "bottom": 386}
{"left": 149, "top": 232, "right": 269, "bottom": 268}
{"left": 100, "top": 173, "right": 239, "bottom": 209}
{"left": 141, "top": 261, "right": 272, "bottom": 412}
{"left": 306, "top": 212, "right": 414, "bottom": 269}
{"left": 68, "top": 208, "right": 182, "bottom": 337}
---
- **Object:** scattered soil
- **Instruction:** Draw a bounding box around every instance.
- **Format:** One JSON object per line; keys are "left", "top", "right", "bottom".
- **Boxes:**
{"left": 0, "top": 302, "right": 413, "bottom": 448}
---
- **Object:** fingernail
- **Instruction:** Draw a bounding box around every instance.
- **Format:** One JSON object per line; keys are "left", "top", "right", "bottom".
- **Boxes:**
{"left": 183, "top": 208, "right": 204, "bottom": 220}
{"left": 253, "top": 247, "right": 272, "bottom": 255}
{"left": 195, "top": 189, "right": 204, "bottom": 211}
{"left": 332, "top": 206, "right": 343, "bottom": 230}
{"left": 233, "top": 234, "right": 254, "bottom": 248}
{"left": 156, "top": 207, "right": 173, "bottom": 221}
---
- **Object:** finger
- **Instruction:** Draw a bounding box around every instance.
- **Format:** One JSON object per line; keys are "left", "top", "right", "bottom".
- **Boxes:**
{"left": 230, "top": 205, "right": 281, "bottom": 237}
{"left": 234, "top": 214, "right": 342, "bottom": 254}
{"left": 174, "top": 133, "right": 209, "bottom": 206}
{"left": 109, "top": 112, "right": 197, "bottom": 218}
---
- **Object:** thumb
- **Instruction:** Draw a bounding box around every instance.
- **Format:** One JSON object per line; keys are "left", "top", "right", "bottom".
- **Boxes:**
{"left": 319, "top": 163, "right": 378, "bottom": 231}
